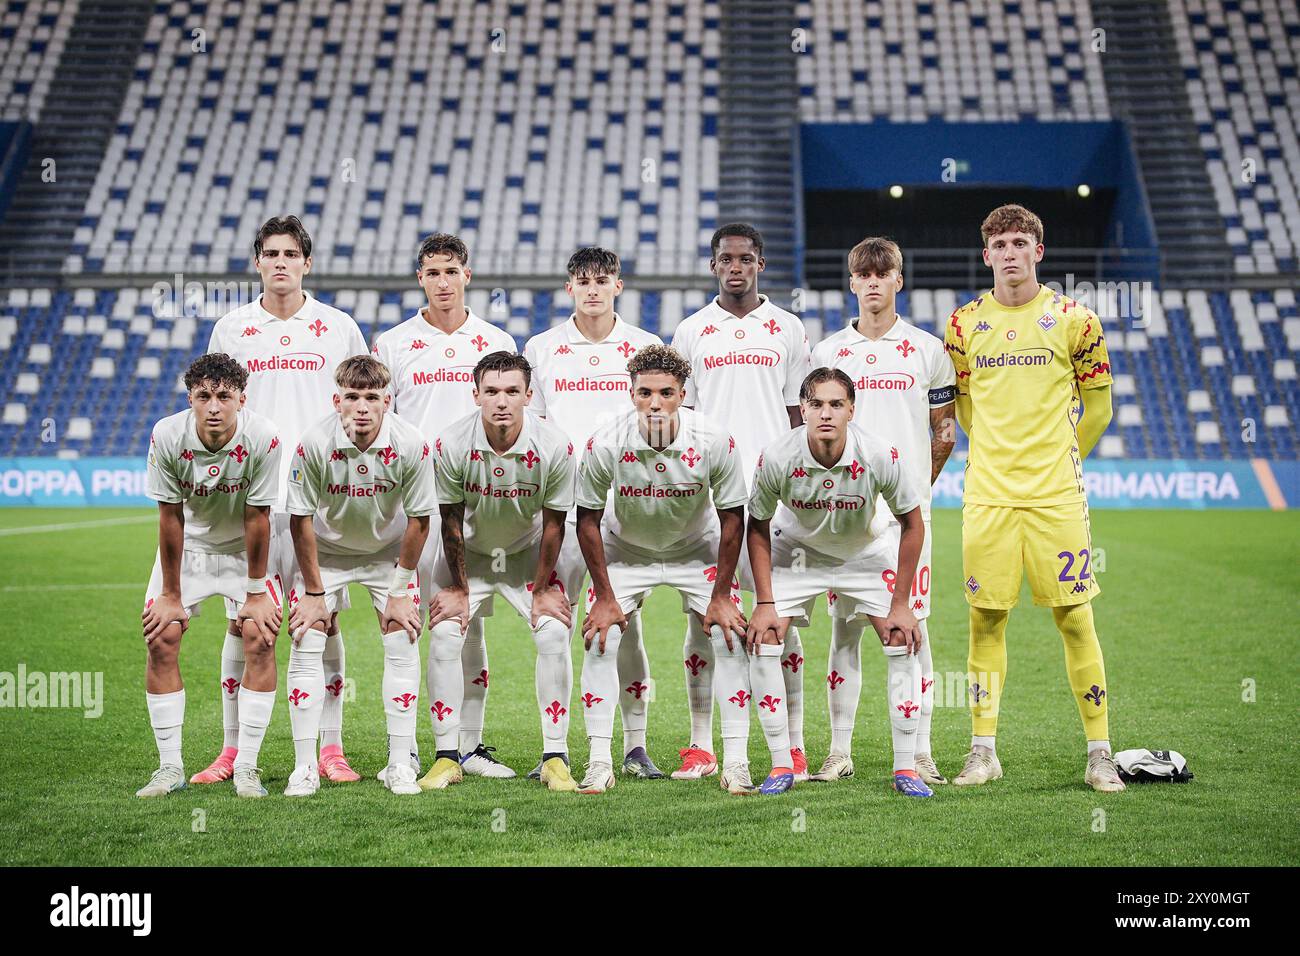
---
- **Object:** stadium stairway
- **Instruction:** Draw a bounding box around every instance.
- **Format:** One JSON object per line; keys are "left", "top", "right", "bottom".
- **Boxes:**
{"left": 0, "top": 0, "right": 152, "bottom": 284}
{"left": 717, "top": 0, "right": 800, "bottom": 288}
{"left": 1090, "top": 0, "right": 1233, "bottom": 286}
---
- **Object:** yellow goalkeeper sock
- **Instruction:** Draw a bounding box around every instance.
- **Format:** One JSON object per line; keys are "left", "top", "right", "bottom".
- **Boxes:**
{"left": 1053, "top": 602, "right": 1110, "bottom": 742}
{"left": 967, "top": 607, "right": 1008, "bottom": 738}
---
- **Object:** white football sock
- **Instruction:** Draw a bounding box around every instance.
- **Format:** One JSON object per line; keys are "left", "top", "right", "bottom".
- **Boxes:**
{"left": 750, "top": 644, "right": 792, "bottom": 769}
{"left": 428, "top": 620, "right": 466, "bottom": 753}
{"left": 581, "top": 623, "right": 621, "bottom": 762}
{"left": 458, "top": 617, "right": 488, "bottom": 752}
{"left": 708, "top": 624, "right": 751, "bottom": 767}
{"left": 1087, "top": 739, "right": 1111, "bottom": 755}
{"left": 319, "top": 629, "right": 345, "bottom": 748}
{"left": 973, "top": 735, "right": 997, "bottom": 755}
{"left": 146, "top": 689, "right": 185, "bottom": 768}
{"left": 287, "top": 628, "right": 326, "bottom": 768}
{"left": 782, "top": 625, "right": 805, "bottom": 751}
{"left": 382, "top": 629, "right": 420, "bottom": 750}
{"left": 617, "top": 610, "right": 650, "bottom": 755}
{"left": 233, "top": 687, "right": 274, "bottom": 770}
{"left": 683, "top": 616, "right": 714, "bottom": 751}
{"left": 916, "top": 619, "right": 935, "bottom": 754}
{"left": 885, "top": 644, "right": 921, "bottom": 772}
{"left": 828, "top": 617, "right": 865, "bottom": 755}
{"left": 533, "top": 616, "right": 572, "bottom": 755}
{"left": 220, "top": 632, "right": 243, "bottom": 750}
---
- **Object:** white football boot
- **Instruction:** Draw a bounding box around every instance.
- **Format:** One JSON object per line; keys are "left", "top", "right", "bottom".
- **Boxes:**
{"left": 136, "top": 765, "right": 186, "bottom": 798}
{"left": 284, "top": 764, "right": 321, "bottom": 797}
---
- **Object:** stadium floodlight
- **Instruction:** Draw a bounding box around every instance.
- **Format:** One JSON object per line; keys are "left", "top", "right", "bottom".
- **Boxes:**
{"left": 1077, "top": 183, "right": 1092, "bottom": 197}
{"left": 889, "top": 184, "right": 904, "bottom": 198}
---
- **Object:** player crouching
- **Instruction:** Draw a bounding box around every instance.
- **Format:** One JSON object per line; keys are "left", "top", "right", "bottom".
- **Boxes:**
{"left": 424, "top": 351, "right": 581, "bottom": 792}
{"left": 138, "top": 353, "right": 283, "bottom": 798}
{"left": 746, "top": 368, "right": 933, "bottom": 797}
{"left": 285, "top": 356, "right": 434, "bottom": 797}
{"left": 576, "top": 345, "right": 752, "bottom": 794}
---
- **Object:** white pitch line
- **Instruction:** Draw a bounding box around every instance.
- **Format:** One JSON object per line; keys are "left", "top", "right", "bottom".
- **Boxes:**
{"left": 0, "top": 515, "right": 154, "bottom": 537}
{"left": 1, "top": 582, "right": 139, "bottom": 593}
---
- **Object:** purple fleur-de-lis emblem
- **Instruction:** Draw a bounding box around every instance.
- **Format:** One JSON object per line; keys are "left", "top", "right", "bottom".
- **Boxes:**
{"left": 1084, "top": 684, "right": 1106, "bottom": 706}
{"left": 969, "top": 683, "right": 989, "bottom": 703}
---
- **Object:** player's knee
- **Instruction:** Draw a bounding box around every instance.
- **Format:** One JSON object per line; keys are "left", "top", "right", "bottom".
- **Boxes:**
{"left": 147, "top": 623, "right": 183, "bottom": 664}
{"left": 532, "top": 618, "right": 569, "bottom": 657}
{"left": 429, "top": 620, "right": 466, "bottom": 660}
{"left": 382, "top": 629, "right": 420, "bottom": 664}
{"left": 291, "top": 628, "right": 328, "bottom": 658}
{"left": 1053, "top": 601, "right": 1094, "bottom": 641}
{"left": 586, "top": 624, "right": 622, "bottom": 659}
{"left": 970, "top": 606, "right": 1009, "bottom": 642}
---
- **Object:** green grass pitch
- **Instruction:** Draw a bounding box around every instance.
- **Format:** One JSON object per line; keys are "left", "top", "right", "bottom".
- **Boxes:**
{"left": 1, "top": 507, "right": 1296, "bottom": 866}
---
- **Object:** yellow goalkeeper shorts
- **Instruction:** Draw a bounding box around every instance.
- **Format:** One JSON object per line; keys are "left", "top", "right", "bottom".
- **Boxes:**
{"left": 961, "top": 501, "right": 1100, "bottom": 609}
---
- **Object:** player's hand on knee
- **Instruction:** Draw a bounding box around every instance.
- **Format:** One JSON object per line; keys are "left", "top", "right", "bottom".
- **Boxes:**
{"left": 382, "top": 594, "right": 422, "bottom": 641}
{"left": 530, "top": 585, "right": 573, "bottom": 631}
{"left": 883, "top": 606, "right": 922, "bottom": 655}
{"left": 238, "top": 592, "right": 280, "bottom": 648}
{"left": 142, "top": 594, "right": 186, "bottom": 644}
{"left": 581, "top": 595, "right": 626, "bottom": 653}
{"left": 745, "top": 604, "right": 785, "bottom": 654}
{"left": 429, "top": 587, "right": 469, "bottom": 634}
{"left": 702, "top": 594, "right": 747, "bottom": 651}
{"left": 289, "top": 594, "right": 329, "bottom": 643}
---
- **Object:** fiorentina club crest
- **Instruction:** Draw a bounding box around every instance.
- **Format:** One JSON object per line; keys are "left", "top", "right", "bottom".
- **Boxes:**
{"left": 471, "top": 334, "right": 489, "bottom": 352}
{"left": 896, "top": 339, "right": 915, "bottom": 358}
{"left": 308, "top": 319, "right": 327, "bottom": 337}
{"left": 378, "top": 446, "right": 398, "bottom": 466}
{"left": 1038, "top": 314, "right": 1057, "bottom": 331}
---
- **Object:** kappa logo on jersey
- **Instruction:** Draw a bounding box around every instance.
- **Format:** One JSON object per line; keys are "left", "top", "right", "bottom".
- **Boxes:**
{"left": 392, "top": 692, "right": 417, "bottom": 710}
{"left": 837, "top": 347, "right": 853, "bottom": 358}
{"left": 791, "top": 466, "right": 808, "bottom": 478}
{"left": 241, "top": 326, "right": 260, "bottom": 336}
{"left": 472, "top": 669, "right": 489, "bottom": 688}
{"left": 974, "top": 321, "right": 992, "bottom": 333}
{"left": 617, "top": 340, "right": 636, "bottom": 358}
{"left": 912, "top": 598, "right": 924, "bottom": 610}
{"left": 307, "top": 318, "right": 328, "bottom": 337}
{"left": 897, "top": 339, "right": 916, "bottom": 358}
{"left": 847, "top": 459, "right": 865, "bottom": 480}
{"left": 758, "top": 694, "right": 782, "bottom": 712}
{"left": 180, "top": 449, "right": 194, "bottom": 461}
{"left": 827, "top": 670, "right": 846, "bottom": 690}
{"left": 921, "top": 677, "right": 933, "bottom": 695}
{"left": 222, "top": 677, "right": 240, "bottom": 695}
{"left": 782, "top": 653, "right": 803, "bottom": 673}
{"left": 555, "top": 343, "right": 573, "bottom": 355}
{"left": 625, "top": 680, "right": 648, "bottom": 699}
{"left": 580, "top": 693, "right": 603, "bottom": 709}
{"left": 1038, "top": 314, "right": 1057, "bottom": 331}
{"left": 728, "top": 436, "right": 735, "bottom": 453}
{"left": 621, "top": 451, "right": 638, "bottom": 463}
{"left": 703, "top": 347, "right": 780, "bottom": 370}
{"left": 567, "top": 442, "right": 574, "bottom": 456}
{"left": 421, "top": 442, "right": 430, "bottom": 459}
{"left": 684, "top": 653, "right": 709, "bottom": 676}
{"left": 470, "top": 449, "right": 483, "bottom": 462}
{"left": 228, "top": 443, "right": 248, "bottom": 463}
{"left": 897, "top": 699, "right": 919, "bottom": 719}
{"left": 471, "top": 334, "right": 490, "bottom": 352}
{"left": 330, "top": 449, "right": 347, "bottom": 462}
{"left": 1071, "top": 581, "right": 1090, "bottom": 594}
{"left": 701, "top": 324, "right": 719, "bottom": 335}
{"left": 728, "top": 689, "right": 750, "bottom": 708}
{"left": 410, "top": 339, "right": 428, "bottom": 350}
{"left": 680, "top": 447, "right": 700, "bottom": 468}
{"left": 586, "top": 436, "right": 595, "bottom": 454}
{"left": 755, "top": 452, "right": 764, "bottom": 469}
{"left": 288, "top": 688, "right": 310, "bottom": 706}
{"left": 430, "top": 700, "right": 454, "bottom": 721}
{"left": 890, "top": 447, "right": 899, "bottom": 463}
{"left": 763, "top": 319, "right": 781, "bottom": 335}
{"left": 378, "top": 446, "right": 398, "bottom": 466}
{"left": 325, "top": 678, "right": 344, "bottom": 697}
{"left": 521, "top": 449, "right": 540, "bottom": 469}
{"left": 268, "top": 436, "right": 280, "bottom": 451}
{"left": 545, "top": 700, "right": 567, "bottom": 723}
{"left": 1084, "top": 684, "right": 1106, "bottom": 706}
{"left": 434, "top": 438, "right": 442, "bottom": 456}
{"left": 296, "top": 443, "right": 305, "bottom": 458}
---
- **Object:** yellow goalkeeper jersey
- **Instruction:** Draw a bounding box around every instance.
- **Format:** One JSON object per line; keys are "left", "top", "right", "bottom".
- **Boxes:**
{"left": 944, "top": 284, "right": 1112, "bottom": 507}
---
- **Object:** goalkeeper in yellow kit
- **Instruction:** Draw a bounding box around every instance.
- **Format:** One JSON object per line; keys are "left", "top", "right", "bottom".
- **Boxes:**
{"left": 943, "top": 204, "right": 1125, "bottom": 793}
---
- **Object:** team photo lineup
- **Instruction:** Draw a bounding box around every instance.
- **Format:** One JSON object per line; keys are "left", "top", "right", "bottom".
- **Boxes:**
{"left": 136, "top": 206, "right": 1126, "bottom": 803}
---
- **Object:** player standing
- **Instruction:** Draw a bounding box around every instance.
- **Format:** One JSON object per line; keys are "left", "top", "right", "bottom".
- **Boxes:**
{"left": 809, "top": 237, "right": 956, "bottom": 785}
{"left": 746, "top": 368, "right": 931, "bottom": 796}
{"left": 576, "top": 345, "right": 766, "bottom": 793}
{"left": 373, "top": 233, "right": 517, "bottom": 779}
{"left": 197, "top": 216, "right": 369, "bottom": 786}
{"left": 523, "top": 247, "right": 665, "bottom": 779}
{"left": 422, "top": 352, "right": 580, "bottom": 792}
{"left": 943, "top": 204, "right": 1124, "bottom": 792}
{"left": 137, "top": 353, "right": 283, "bottom": 798}
{"left": 284, "top": 356, "right": 434, "bottom": 797}
{"left": 670, "top": 223, "right": 812, "bottom": 780}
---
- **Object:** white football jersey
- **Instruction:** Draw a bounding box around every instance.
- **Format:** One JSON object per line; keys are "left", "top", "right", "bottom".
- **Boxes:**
{"left": 523, "top": 313, "right": 663, "bottom": 455}
{"left": 672, "top": 294, "right": 811, "bottom": 486}
{"left": 372, "top": 307, "right": 517, "bottom": 436}
{"left": 286, "top": 411, "right": 436, "bottom": 558}
{"left": 748, "top": 423, "right": 921, "bottom": 562}
{"left": 433, "top": 409, "right": 576, "bottom": 557}
{"left": 208, "top": 292, "right": 369, "bottom": 511}
{"left": 576, "top": 406, "right": 747, "bottom": 560}
{"left": 146, "top": 408, "right": 282, "bottom": 554}
{"left": 811, "top": 315, "right": 956, "bottom": 516}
